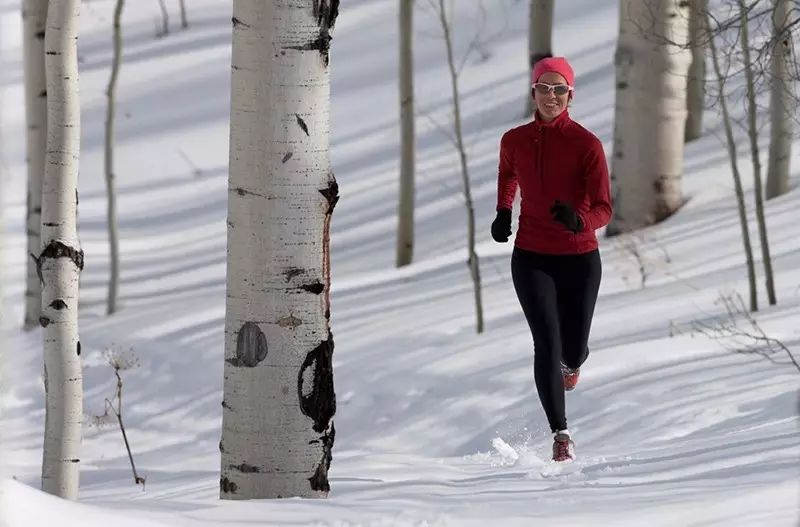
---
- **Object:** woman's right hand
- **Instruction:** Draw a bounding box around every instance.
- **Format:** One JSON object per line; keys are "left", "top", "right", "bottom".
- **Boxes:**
{"left": 491, "top": 208, "right": 512, "bottom": 242}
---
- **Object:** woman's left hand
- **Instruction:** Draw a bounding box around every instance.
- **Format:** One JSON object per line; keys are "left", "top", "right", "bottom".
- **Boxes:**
{"left": 550, "top": 200, "right": 583, "bottom": 233}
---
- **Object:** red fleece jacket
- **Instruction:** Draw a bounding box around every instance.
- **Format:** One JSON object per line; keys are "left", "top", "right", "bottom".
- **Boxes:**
{"left": 496, "top": 110, "right": 612, "bottom": 255}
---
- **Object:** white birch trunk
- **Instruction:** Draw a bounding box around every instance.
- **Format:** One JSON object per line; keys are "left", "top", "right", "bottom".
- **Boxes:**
{"left": 105, "top": 0, "right": 124, "bottom": 315}
{"left": 438, "top": 0, "right": 484, "bottom": 334}
{"left": 607, "top": 0, "right": 691, "bottom": 235}
{"left": 766, "top": 0, "right": 794, "bottom": 199}
{"left": 157, "top": 0, "right": 169, "bottom": 36}
{"left": 525, "top": 0, "right": 553, "bottom": 116}
{"left": 396, "top": 0, "right": 414, "bottom": 267}
{"left": 685, "top": 0, "right": 707, "bottom": 142}
{"left": 0, "top": 69, "right": 7, "bottom": 521}
{"left": 39, "top": 0, "right": 83, "bottom": 500}
{"left": 706, "top": 15, "right": 758, "bottom": 312}
{"left": 220, "top": 0, "right": 339, "bottom": 500}
{"left": 22, "top": 0, "right": 49, "bottom": 330}
{"left": 739, "top": 0, "right": 777, "bottom": 306}
{"left": 179, "top": 0, "right": 188, "bottom": 29}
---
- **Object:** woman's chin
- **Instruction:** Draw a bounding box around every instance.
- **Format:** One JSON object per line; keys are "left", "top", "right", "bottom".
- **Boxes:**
{"left": 539, "top": 107, "right": 563, "bottom": 120}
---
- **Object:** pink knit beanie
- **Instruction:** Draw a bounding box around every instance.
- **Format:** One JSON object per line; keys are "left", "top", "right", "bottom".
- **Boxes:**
{"left": 532, "top": 57, "right": 575, "bottom": 87}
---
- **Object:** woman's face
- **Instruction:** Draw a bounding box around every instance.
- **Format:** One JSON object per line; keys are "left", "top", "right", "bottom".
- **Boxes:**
{"left": 533, "top": 72, "right": 571, "bottom": 122}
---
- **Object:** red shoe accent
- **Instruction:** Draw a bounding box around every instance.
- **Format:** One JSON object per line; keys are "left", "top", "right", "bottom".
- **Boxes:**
{"left": 562, "top": 363, "right": 580, "bottom": 391}
{"left": 552, "top": 432, "right": 575, "bottom": 462}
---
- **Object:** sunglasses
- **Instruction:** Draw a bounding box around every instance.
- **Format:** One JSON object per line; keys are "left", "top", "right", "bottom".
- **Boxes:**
{"left": 532, "top": 83, "right": 573, "bottom": 96}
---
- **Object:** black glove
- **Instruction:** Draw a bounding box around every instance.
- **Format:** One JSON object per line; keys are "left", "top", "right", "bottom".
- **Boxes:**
{"left": 550, "top": 200, "right": 583, "bottom": 233}
{"left": 491, "top": 208, "right": 512, "bottom": 242}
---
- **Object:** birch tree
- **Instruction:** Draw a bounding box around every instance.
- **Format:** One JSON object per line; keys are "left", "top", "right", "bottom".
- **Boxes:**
{"left": 105, "top": 0, "right": 124, "bottom": 315}
{"left": 220, "top": 0, "right": 339, "bottom": 500}
{"left": 526, "top": 0, "right": 554, "bottom": 116}
{"left": 706, "top": 15, "right": 759, "bottom": 312}
{"left": 179, "top": 0, "right": 188, "bottom": 29}
{"left": 39, "top": 0, "right": 83, "bottom": 500}
{"left": 738, "top": 0, "right": 777, "bottom": 306}
{"left": 157, "top": 0, "right": 169, "bottom": 36}
{"left": 766, "top": 0, "right": 795, "bottom": 199}
{"left": 396, "top": 0, "right": 415, "bottom": 267}
{"left": 607, "top": 0, "right": 692, "bottom": 235}
{"left": 436, "top": 0, "right": 484, "bottom": 334}
{"left": 685, "top": 0, "right": 707, "bottom": 142}
{"left": 22, "top": 0, "right": 49, "bottom": 330}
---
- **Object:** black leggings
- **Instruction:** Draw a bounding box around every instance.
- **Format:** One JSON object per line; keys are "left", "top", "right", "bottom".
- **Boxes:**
{"left": 511, "top": 246, "right": 601, "bottom": 433}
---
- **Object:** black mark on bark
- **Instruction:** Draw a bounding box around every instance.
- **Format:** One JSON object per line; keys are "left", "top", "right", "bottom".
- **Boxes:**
{"left": 233, "top": 187, "right": 263, "bottom": 198}
{"left": 76, "top": 341, "right": 81, "bottom": 356}
{"left": 282, "top": 152, "right": 293, "bottom": 163}
{"left": 319, "top": 178, "right": 339, "bottom": 215}
{"left": 220, "top": 476, "right": 238, "bottom": 494}
{"left": 39, "top": 316, "right": 51, "bottom": 328}
{"left": 38, "top": 241, "right": 85, "bottom": 278}
{"left": 300, "top": 282, "right": 325, "bottom": 295}
{"left": 227, "top": 322, "right": 268, "bottom": 367}
{"left": 232, "top": 463, "right": 260, "bottom": 473}
{"left": 50, "top": 299, "right": 67, "bottom": 310}
{"left": 284, "top": 268, "right": 305, "bottom": 282}
{"left": 295, "top": 114, "right": 309, "bottom": 136}
{"left": 313, "top": 0, "right": 339, "bottom": 66}
{"left": 297, "top": 333, "right": 336, "bottom": 433}
{"left": 231, "top": 17, "right": 250, "bottom": 29}
{"left": 309, "top": 422, "right": 335, "bottom": 492}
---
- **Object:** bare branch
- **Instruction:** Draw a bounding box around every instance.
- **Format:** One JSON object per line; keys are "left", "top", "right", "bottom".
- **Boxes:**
{"left": 94, "top": 344, "right": 145, "bottom": 487}
{"left": 691, "top": 291, "right": 800, "bottom": 372}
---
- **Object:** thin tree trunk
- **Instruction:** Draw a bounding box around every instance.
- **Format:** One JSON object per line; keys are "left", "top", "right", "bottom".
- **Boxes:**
{"left": 707, "top": 14, "right": 758, "bottom": 312}
{"left": 607, "top": 0, "right": 636, "bottom": 236}
{"left": 220, "top": 0, "right": 339, "bottom": 500}
{"left": 526, "top": 0, "right": 554, "bottom": 116}
{"left": 437, "top": 0, "right": 484, "bottom": 334}
{"left": 105, "top": 0, "right": 124, "bottom": 315}
{"left": 766, "top": 0, "right": 794, "bottom": 199}
{"left": 157, "top": 0, "right": 169, "bottom": 36}
{"left": 607, "top": 0, "right": 691, "bottom": 235}
{"left": 22, "top": 0, "right": 49, "bottom": 331}
{"left": 179, "top": 0, "right": 188, "bottom": 29}
{"left": 685, "top": 0, "right": 707, "bottom": 142}
{"left": 396, "top": 0, "right": 415, "bottom": 267}
{"left": 39, "top": 0, "right": 83, "bottom": 500}
{"left": 739, "top": 0, "right": 777, "bottom": 306}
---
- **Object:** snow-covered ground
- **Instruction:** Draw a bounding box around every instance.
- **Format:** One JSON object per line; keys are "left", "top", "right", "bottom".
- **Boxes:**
{"left": 1, "top": 0, "right": 799, "bottom": 525}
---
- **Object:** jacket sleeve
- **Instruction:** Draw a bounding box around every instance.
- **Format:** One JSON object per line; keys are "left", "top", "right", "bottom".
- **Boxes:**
{"left": 496, "top": 132, "right": 518, "bottom": 210}
{"left": 579, "top": 137, "right": 613, "bottom": 231}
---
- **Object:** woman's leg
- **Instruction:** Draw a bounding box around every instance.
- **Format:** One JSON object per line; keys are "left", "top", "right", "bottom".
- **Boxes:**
{"left": 556, "top": 249, "right": 602, "bottom": 371}
{"left": 511, "top": 248, "right": 567, "bottom": 433}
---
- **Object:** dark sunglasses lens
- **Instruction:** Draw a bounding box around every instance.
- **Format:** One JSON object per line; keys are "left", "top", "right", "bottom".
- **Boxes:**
{"left": 553, "top": 85, "right": 570, "bottom": 96}
{"left": 534, "top": 84, "right": 550, "bottom": 95}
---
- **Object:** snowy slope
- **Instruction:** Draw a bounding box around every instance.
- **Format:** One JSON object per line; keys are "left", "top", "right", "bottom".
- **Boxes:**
{"left": 1, "top": 0, "right": 799, "bottom": 525}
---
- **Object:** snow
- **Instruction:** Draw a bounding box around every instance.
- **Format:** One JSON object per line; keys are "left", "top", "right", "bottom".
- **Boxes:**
{"left": 1, "top": 0, "right": 799, "bottom": 525}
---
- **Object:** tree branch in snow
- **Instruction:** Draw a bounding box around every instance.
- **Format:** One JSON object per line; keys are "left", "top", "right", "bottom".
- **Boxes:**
{"left": 94, "top": 345, "right": 146, "bottom": 487}
{"left": 691, "top": 291, "right": 800, "bottom": 373}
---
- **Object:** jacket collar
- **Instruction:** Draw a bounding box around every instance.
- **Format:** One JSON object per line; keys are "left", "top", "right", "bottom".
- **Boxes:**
{"left": 533, "top": 109, "right": 571, "bottom": 130}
